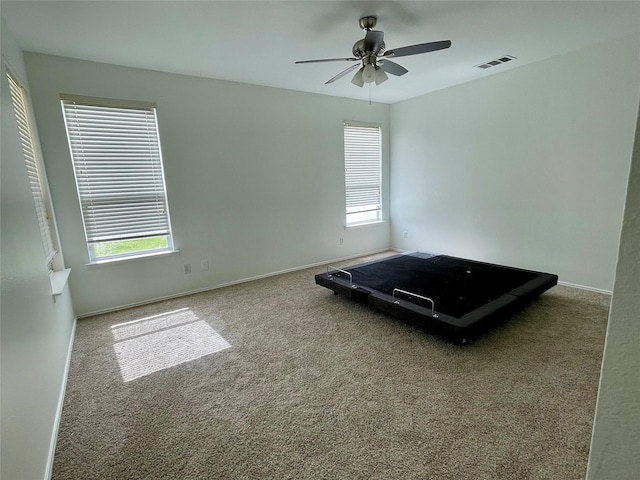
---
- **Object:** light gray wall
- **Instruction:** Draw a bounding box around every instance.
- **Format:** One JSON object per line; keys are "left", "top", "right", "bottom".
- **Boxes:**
{"left": 24, "top": 53, "right": 391, "bottom": 316}
{"left": 389, "top": 36, "right": 640, "bottom": 291}
{"left": 586, "top": 102, "right": 640, "bottom": 479}
{"left": 0, "top": 21, "right": 75, "bottom": 480}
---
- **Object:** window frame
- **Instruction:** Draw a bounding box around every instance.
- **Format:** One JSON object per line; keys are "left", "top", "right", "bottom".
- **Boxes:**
{"left": 5, "top": 66, "right": 62, "bottom": 272}
{"left": 343, "top": 120, "right": 383, "bottom": 227}
{"left": 60, "top": 94, "right": 175, "bottom": 264}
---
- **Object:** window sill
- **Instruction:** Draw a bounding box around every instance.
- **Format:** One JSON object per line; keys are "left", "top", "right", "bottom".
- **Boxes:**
{"left": 51, "top": 268, "right": 71, "bottom": 298}
{"left": 85, "top": 249, "right": 180, "bottom": 270}
{"left": 346, "top": 220, "right": 385, "bottom": 228}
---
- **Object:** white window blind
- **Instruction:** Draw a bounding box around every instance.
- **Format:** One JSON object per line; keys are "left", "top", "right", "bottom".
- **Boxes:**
{"left": 61, "top": 95, "right": 172, "bottom": 249}
{"left": 344, "top": 122, "right": 382, "bottom": 225}
{"left": 7, "top": 71, "right": 58, "bottom": 267}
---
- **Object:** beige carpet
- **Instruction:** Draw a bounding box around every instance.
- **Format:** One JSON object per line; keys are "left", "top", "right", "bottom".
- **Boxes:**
{"left": 52, "top": 252, "right": 609, "bottom": 479}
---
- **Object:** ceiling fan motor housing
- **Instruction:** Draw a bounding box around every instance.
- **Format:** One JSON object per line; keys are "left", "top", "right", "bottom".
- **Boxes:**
{"left": 352, "top": 39, "right": 366, "bottom": 58}
{"left": 353, "top": 39, "right": 385, "bottom": 58}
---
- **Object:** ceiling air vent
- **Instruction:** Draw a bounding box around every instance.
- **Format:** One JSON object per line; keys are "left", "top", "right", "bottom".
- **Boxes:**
{"left": 475, "top": 55, "right": 517, "bottom": 70}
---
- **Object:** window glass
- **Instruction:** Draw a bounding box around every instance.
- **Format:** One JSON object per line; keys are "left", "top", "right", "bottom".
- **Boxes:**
{"left": 61, "top": 95, "right": 174, "bottom": 262}
{"left": 344, "top": 122, "right": 382, "bottom": 226}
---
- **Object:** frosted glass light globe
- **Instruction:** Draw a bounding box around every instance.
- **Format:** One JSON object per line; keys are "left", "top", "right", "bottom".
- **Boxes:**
{"left": 362, "top": 64, "right": 376, "bottom": 83}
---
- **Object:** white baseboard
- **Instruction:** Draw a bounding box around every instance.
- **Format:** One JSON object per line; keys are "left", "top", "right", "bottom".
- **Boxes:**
{"left": 77, "top": 248, "right": 393, "bottom": 319}
{"left": 45, "top": 316, "right": 77, "bottom": 480}
{"left": 557, "top": 281, "right": 612, "bottom": 295}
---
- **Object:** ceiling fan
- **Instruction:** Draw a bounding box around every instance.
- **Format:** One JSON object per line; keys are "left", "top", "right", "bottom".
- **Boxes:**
{"left": 295, "top": 16, "right": 451, "bottom": 87}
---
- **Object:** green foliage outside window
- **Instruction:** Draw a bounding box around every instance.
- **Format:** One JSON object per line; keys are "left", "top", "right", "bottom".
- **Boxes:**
{"left": 94, "top": 236, "right": 169, "bottom": 258}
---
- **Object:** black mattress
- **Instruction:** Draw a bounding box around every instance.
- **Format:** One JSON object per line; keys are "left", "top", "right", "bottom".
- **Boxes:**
{"left": 315, "top": 252, "right": 558, "bottom": 343}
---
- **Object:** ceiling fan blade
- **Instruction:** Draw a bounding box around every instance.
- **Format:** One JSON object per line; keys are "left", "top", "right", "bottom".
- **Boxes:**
{"left": 384, "top": 40, "right": 451, "bottom": 58}
{"left": 374, "top": 67, "right": 388, "bottom": 86}
{"left": 351, "top": 68, "right": 364, "bottom": 87}
{"left": 295, "top": 57, "right": 358, "bottom": 64}
{"left": 364, "top": 30, "right": 385, "bottom": 53}
{"left": 378, "top": 59, "right": 408, "bottom": 76}
{"left": 325, "top": 63, "right": 361, "bottom": 84}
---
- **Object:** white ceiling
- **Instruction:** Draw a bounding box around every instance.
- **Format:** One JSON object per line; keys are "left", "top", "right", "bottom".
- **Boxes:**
{"left": 2, "top": 1, "right": 639, "bottom": 104}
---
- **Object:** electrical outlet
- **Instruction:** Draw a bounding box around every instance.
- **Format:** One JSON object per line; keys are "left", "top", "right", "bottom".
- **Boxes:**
{"left": 201, "top": 260, "right": 209, "bottom": 271}
{"left": 184, "top": 263, "right": 191, "bottom": 274}
{"left": 404, "top": 231, "right": 409, "bottom": 239}
{"left": 340, "top": 237, "right": 344, "bottom": 245}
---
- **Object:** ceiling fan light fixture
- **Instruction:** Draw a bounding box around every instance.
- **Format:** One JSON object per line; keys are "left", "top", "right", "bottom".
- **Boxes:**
{"left": 374, "top": 66, "right": 388, "bottom": 85}
{"left": 362, "top": 63, "right": 376, "bottom": 83}
{"left": 351, "top": 68, "right": 364, "bottom": 87}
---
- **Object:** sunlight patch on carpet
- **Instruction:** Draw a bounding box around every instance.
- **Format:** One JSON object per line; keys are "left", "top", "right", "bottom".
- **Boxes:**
{"left": 111, "top": 307, "right": 198, "bottom": 341}
{"left": 111, "top": 308, "right": 231, "bottom": 382}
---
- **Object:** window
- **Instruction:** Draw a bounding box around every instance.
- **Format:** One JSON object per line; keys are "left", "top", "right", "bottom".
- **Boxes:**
{"left": 344, "top": 122, "right": 382, "bottom": 226}
{"left": 61, "top": 94, "right": 174, "bottom": 263}
{"left": 6, "top": 70, "right": 59, "bottom": 270}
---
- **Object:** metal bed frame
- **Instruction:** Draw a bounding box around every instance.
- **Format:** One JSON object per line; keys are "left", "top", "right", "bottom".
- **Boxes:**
{"left": 317, "top": 252, "right": 558, "bottom": 344}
